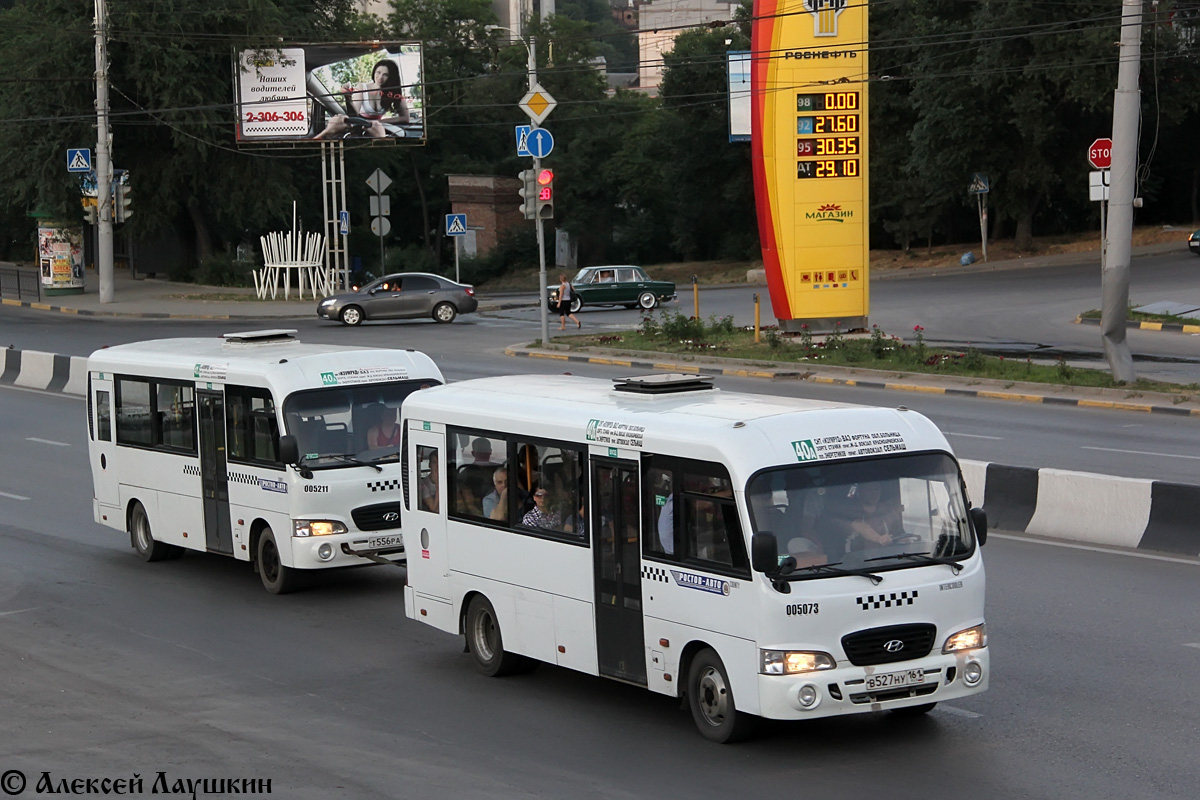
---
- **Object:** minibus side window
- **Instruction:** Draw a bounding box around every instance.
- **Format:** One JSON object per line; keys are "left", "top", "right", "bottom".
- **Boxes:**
{"left": 96, "top": 390, "right": 111, "bottom": 442}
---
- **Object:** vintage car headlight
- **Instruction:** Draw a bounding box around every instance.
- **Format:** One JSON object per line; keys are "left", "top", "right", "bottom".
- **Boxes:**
{"left": 293, "top": 519, "right": 347, "bottom": 537}
{"left": 943, "top": 623, "right": 987, "bottom": 653}
{"left": 760, "top": 649, "right": 835, "bottom": 674}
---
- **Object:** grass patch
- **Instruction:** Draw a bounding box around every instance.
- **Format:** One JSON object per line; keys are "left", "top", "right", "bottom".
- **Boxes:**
{"left": 553, "top": 311, "right": 1198, "bottom": 395}
{"left": 1079, "top": 308, "right": 1200, "bottom": 325}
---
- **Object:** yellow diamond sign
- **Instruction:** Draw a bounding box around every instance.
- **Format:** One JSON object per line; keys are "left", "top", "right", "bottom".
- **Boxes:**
{"left": 519, "top": 84, "right": 557, "bottom": 125}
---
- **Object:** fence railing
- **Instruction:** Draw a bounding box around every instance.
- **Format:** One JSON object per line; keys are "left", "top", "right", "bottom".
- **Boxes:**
{"left": 0, "top": 267, "right": 41, "bottom": 303}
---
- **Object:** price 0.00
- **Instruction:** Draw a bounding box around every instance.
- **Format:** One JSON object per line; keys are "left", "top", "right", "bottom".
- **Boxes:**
{"left": 797, "top": 159, "right": 860, "bottom": 179}
{"left": 796, "top": 92, "right": 859, "bottom": 112}
{"left": 244, "top": 110, "right": 307, "bottom": 123}
{"left": 797, "top": 137, "right": 860, "bottom": 157}
{"left": 797, "top": 114, "right": 859, "bottom": 135}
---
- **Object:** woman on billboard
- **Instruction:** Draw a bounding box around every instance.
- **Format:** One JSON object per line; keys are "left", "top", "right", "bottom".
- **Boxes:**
{"left": 315, "top": 58, "right": 409, "bottom": 139}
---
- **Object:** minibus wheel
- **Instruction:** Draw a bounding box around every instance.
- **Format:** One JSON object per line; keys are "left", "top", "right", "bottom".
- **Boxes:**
{"left": 256, "top": 526, "right": 296, "bottom": 594}
{"left": 465, "top": 595, "right": 524, "bottom": 677}
{"left": 130, "top": 502, "right": 173, "bottom": 562}
{"left": 687, "top": 648, "right": 756, "bottom": 743}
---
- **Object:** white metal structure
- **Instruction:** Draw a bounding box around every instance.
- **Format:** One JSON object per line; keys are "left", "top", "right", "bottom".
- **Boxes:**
{"left": 86, "top": 330, "right": 442, "bottom": 593}
{"left": 402, "top": 374, "right": 989, "bottom": 742}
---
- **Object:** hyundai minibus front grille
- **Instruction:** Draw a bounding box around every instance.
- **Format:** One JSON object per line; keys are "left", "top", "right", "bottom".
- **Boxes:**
{"left": 352, "top": 502, "right": 403, "bottom": 531}
{"left": 841, "top": 623, "right": 936, "bottom": 666}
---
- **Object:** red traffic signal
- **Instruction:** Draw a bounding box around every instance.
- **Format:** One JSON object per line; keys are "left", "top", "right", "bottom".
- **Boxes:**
{"left": 535, "top": 169, "right": 555, "bottom": 219}
{"left": 536, "top": 168, "right": 554, "bottom": 186}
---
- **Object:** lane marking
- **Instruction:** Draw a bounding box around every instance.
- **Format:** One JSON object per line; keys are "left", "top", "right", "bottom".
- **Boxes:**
{"left": 26, "top": 437, "right": 70, "bottom": 447}
{"left": 0, "top": 491, "right": 30, "bottom": 501}
{"left": 937, "top": 705, "right": 982, "bottom": 719}
{"left": 1081, "top": 446, "right": 1200, "bottom": 460}
{"left": 944, "top": 432, "right": 1003, "bottom": 440}
{"left": 992, "top": 533, "right": 1200, "bottom": 566}
{"left": 0, "top": 608, "right": 38, "bottom": 618}
{"left": 1184, "top": 643, "right": 1200, "bottom": 650}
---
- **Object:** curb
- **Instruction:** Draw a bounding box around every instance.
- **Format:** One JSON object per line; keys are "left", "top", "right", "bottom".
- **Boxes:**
{"left": 504, "top": 345, "right": 1200, "bottom": 417}
{"left": 0, "top": 295, "right": 528, "bottom": 320}
{"left": 5, "top": 345, "right": 1198, "bottom": 559}
{"left": 1075, "top": 314, "right": 1200, "bottom": 335}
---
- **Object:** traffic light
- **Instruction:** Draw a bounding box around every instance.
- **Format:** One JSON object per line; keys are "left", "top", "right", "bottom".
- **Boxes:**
{"left": 536, "top": 168, "right": 554, "bottom": 219}
{"left": 517, "top": 169, "right": 537, "bottom": 220}
{"left": 82, "top": 198, "right": 97, "bottom": 225}
{"left": 115, "top": 179, "right": 133, "bottom": 223}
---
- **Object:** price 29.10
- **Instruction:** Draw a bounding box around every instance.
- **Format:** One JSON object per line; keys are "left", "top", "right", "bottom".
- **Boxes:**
{"left": 797, "top": 159, "right": 859, "bottom": 179}
{"left": 244, "top": 110, "right": 307, "bottom": 123}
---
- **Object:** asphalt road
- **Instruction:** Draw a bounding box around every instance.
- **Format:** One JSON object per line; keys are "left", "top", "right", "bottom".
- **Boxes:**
{"left": 1, "top": 386, "right": 1198, "bottom": 799}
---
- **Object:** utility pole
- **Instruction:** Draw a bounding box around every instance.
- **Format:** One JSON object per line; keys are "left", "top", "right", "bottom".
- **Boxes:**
{"left": 93, "top": 0, "right": 114, "bottom": 303}
{"left": 1101, "top": 0, "right": 1141, "bottom": 383}
{"left": 527, "top": 36, "right": 551, "bottom": 350}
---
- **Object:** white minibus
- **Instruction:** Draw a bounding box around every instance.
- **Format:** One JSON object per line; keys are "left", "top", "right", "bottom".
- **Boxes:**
{"left": 401, "top": 373, "right": 989, "bottom": 742}
{"left": 86, "top": 329, "right": 442, "bottom": 593}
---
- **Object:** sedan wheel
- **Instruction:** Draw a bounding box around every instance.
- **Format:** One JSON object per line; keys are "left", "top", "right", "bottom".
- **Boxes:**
{"left": 637, "top": 291, "right": 657, "bottom": 310}
{"left": 340, "top": 305, "right": 364, "bottom": 326}
{"left": 432, "top": 302, "right": 457, "bottom": 323}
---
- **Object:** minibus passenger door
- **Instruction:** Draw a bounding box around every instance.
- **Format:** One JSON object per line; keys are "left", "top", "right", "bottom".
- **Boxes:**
{"left": 198, "top": 390, "right": 234, "bottom": 555}
{"left": 408, "top": 428, "right": 449, "bottom": 601}
{"left": 591, "top": 458, "right": 647, "bottom": 686}
{"left": 89, "top": 374, "right": 119, "bottom": 514}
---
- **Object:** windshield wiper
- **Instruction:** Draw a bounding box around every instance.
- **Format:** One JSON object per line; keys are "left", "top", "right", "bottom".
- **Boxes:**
{"left": 864, "top": 550, "right": 964, "bottom": 573}
{"left": 321, "top": 453, "right": 383, "bottom": 472}
{"left": 788, "top": 561, "right": 883, "bottom": 585}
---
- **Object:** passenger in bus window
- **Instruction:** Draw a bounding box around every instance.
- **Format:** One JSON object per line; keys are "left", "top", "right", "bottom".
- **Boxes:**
{"left": 483, "top": 467, "right": 520, "bottom": 522}
{"left": 420, "top": 450, "right": 439, "bottom": 512}
{"left": 656, "top": 494, "right": 674, "bottom": 554}
{"left": 456, "top": 479, "right": 483, "bottom": 517}
{"left": 521, "top": 489, "right": 561, "bottom": 530}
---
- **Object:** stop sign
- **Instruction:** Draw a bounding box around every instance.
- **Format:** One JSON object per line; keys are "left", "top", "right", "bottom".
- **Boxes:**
{"left": 1088, "top": 138, "right": 1113, "bottom": 169}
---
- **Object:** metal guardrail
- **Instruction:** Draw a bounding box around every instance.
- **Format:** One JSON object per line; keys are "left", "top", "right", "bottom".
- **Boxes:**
{"left": 0, "top": 266, "right": 41, "bottom": 302}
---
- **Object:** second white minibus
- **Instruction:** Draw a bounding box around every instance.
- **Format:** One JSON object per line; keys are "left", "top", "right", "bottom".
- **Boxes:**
{"left": 86, "top": 330, "right": 442, "bottom": 593}
{"left": 401, "top": 373, "right": 989, "bottom": 742}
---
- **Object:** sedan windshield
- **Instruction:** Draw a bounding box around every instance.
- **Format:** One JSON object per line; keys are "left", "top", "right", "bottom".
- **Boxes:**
{"left": 746, "top": 453, "right": 975, "bottom": 578}
{"left": 282, "top": 379, "right": 437, "bottom": 468}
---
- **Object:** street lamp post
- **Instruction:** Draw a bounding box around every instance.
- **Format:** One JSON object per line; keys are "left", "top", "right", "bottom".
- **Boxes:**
{"left": 488, "top": 24, "right": 551, "bottom": 349}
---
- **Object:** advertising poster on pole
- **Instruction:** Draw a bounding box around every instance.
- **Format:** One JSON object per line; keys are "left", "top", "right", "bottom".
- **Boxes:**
{"left": 233, "top": 43, "right": 426, "bottom": 144}
{"left": 37, "top": 226, "right": 84, "bottom": 292}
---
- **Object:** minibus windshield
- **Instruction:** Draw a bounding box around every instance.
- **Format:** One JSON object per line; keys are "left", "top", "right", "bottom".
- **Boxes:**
{"left": 283, "top": 379, "right": 437, "bottom": 468}
{"left": 746, "top": 453, "right": 974, "bottom": 575}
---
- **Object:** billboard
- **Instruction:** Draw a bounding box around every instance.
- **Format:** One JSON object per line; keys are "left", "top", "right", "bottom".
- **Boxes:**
{"left": 751, "top": 0, "right": 869, "bottom": 331}
{"left": 234, "top": 43, "right": 425, "bottom": 144}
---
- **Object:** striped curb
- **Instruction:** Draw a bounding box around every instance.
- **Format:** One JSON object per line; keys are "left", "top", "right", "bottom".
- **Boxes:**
{"left": 4, "top": 347, "right": 1197, "bottom": 558}
{"left": 960, "top": 460, "right": 1199, "bottom": 558}
{"left": 505, "top": 346, "right": 1200, "bottom": 417}
{"left": 1075, "top": 314, "right": 1200, "bottom": 335}
{"left": 1, "top": 295, "right": 528, "bottom": 320}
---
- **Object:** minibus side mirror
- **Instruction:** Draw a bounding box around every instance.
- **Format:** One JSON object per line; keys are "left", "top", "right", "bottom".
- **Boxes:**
{"left": 970, "top": 506, "right": 988, "bottom": 546}
{"left": 752, "top": 532, "right": 782, "bottom": 574}
{"left": 279, "top": 434, "right": 299, "bottom": 465}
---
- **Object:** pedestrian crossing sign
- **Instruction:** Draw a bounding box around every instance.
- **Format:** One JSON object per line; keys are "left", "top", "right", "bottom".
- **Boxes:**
{"left": 445, "top": 213, "right": 467, "bottom": 236}
{"left": 67, "top": 148, "right": 92, "bottom": 173}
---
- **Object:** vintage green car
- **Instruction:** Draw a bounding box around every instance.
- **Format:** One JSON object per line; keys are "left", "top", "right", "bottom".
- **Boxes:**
{"left": 547, "top": 266, "right": 676, "bottom": 313}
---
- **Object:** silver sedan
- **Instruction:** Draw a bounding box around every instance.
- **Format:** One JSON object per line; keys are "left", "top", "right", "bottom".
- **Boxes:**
{"left": 317, "top": 272, "right": 479, "bottom": 325}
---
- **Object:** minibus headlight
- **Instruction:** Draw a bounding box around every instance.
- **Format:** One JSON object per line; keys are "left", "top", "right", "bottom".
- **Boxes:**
{"left": 760, "top": 650, "right": 835, "bottom": 675}
{"left": 943, "top": 624, "right": 987, "bottom": 653}
{"left": 293, "top": 520, "right": 347, "bottom": 537}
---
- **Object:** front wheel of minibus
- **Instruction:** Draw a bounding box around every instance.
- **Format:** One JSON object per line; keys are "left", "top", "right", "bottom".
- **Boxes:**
{"left": 465, "top": 595, "right": 526, "bottom": 677}
{"left": 687, "top": 648, "right": 756, "bottom": 743}
{"left": 256, "top": 526, "right": 297, "bottom": 595}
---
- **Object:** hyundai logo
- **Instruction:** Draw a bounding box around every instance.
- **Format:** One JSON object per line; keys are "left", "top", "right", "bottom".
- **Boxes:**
{"left": 883, "top": 639, "right": 905, "bottom": 653}
{"left": 383, "top": 512, "right": 400, "bottom": 522}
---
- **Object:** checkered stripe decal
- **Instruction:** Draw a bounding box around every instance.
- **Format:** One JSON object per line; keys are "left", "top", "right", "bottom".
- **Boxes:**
{"left": 182, "top": 464, "right": 201, "bottom": 477}
{"left": 227, "top": 471, "right": 260, "bottom": 486}
{"left": 368, "top": 479, "right": 402, "bottom": 493}
{"left": 857, "top": 591, "right": 918, "bottom": 610}
{"left": 642, "top": 565, "right": 669, "bottom": 583}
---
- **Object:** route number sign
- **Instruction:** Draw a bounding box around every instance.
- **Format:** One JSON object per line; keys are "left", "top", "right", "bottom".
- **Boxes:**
{"left": 1088, "top": 138, "right": 1112, "bottom": 170}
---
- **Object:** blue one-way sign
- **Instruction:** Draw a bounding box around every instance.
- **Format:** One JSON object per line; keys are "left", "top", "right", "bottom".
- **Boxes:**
{"left": 526, "top": 128, "right": 554, "bottom": 159}
{"left": 67, "top": 148, "right": 92, "bottom": 173}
